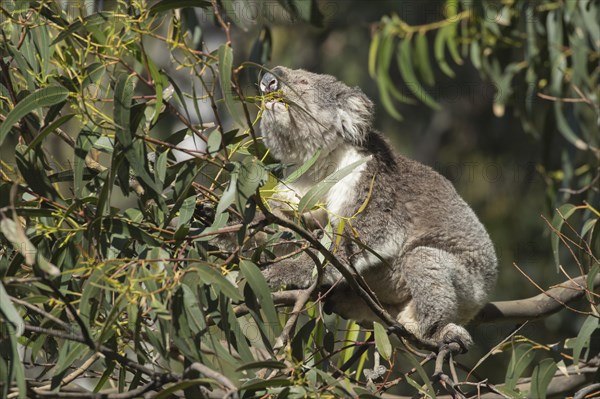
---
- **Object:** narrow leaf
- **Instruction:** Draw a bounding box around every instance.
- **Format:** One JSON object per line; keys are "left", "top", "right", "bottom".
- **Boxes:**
{"left": 150, "top": 0, "right": 211, "bottom": 14}
{"left": 284, "top": 149, "right": 321, "bottom": 184}
{"left": 0, "top": 282, "right": 24, "bottom": 336}
{"left": 573, "top": 315, "right": 599, "bottom": 369}
{"left": 398, "top": 37, "right": 441, "bottom": 110}
{"left": 0, "top": 86, "right": 69, "bottom": 147}
{"left": 240, "top": 260, "right": 282, "bottom": 337}
{"left": 298, "top": 157, "right": 367, "bottom": 214}
{"left": 530, "top": 358, "right": 558, "bottom": 399}
{"left": 414, "top": 32, "right": 435, "bottom": 86}
{"left": 218, "top": 45, "right": 242, "bottom": 125}
{"left": 24, "top": 114, "right": 74, "bottom": 153}
{"left": 373, "top": 322, "right": 392, "bottom": 360}
{"left": 551, "top": 204, "right": 577, "bottom": 271}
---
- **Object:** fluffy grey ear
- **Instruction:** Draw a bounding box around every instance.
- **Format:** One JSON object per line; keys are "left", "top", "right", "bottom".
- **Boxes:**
{"left": 336, "top": 88, "right": 374, "bottom": 145}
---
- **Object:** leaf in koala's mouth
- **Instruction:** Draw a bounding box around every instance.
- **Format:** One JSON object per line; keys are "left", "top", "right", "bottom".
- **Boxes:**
{"left": 260, "top": 90, "right": 288, "bottom": 112}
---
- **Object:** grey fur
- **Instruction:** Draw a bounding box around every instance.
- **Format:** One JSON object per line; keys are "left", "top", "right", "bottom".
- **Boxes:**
{"left": 258, "top": 66, "right": 497, "bottom": 350}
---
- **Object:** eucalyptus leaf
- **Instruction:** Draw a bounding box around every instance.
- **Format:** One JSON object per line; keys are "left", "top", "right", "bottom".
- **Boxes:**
{"left": 0, "top": 86, "right": 69, "bottom": 146}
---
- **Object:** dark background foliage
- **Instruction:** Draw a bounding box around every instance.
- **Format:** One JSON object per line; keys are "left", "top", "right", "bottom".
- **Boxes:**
{"left": 0, "top": 0, "right": 598, "bottom": 398}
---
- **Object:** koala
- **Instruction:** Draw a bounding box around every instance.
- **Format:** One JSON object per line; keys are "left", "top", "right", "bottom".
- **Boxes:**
{"left": 257, "top": 66, "right": 497, "bottom": 350}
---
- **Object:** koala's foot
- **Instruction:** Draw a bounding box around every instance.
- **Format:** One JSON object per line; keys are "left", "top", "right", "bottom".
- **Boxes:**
{"left": 432, "top": 323, "right": 473, "bottom": 353}
{"left": 260, "top": 256, "right": 316, "bottom": 290}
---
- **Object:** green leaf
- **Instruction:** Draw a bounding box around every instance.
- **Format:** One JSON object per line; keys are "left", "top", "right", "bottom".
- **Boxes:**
{"left": 378, "top": 33, "right": 415, "bottom": 105}
{"left": 151, "top": 379, "right": 212, "bottom": 399}
{"left": 51, "top": 342, "right": 89, "bottom": 386}
{"left": 177, "top": 196, "right": 197, "bottom": 229}
{"left": 51, "top": 12, "right": 111, "bottom": 45}
{"left": 16, "top": 145, "right": 64, "bottom": 205}
{"left": 235, "top": 360, "right": 286, "bottom": 372}
{"left": 284, "top": 149, "right": 321, "bottom": 184}
{"left": 102, "top": 218, "right": 162, "bottom": 247}
{"left": 24, "top": 113, "right": 74, "bottom": 154}
{"left": 551, "top": 204, "right": 577, "bottom": 271}
{"left": 207, "top": 128, "right": 222, "bottom": 156}
{"left": 0, "top": 282, "right": 24, "bottom": 336}
{"left": 221, "top": 0, "right": 250, "bottom": 30}
{"left": 0, "top": 217, "right": 60, "bottom": 276}
{"left": 368, "top": 31, "right": 381, "bottom": 79}
{"left": 414, "top": 32, "right": 435, "bottom": 86}
{"left": 237, "top": 157, "right": 266, "bottom": 213}
{"left": 504, "top": 344, "right": 535, "bottom": 391}
{"left": 553, "top": 101, "right": 587, "bottom": 150}
{"left": 377, "top": 78, "right": 403, "bottom": 121}
{"left": 0, "top": 86, "right": 69, "bottom": 147}
{"left": 114, "top": 73, "right": 158, "bottom": 194}
{"left": 373, "top": 322, "right": 392, "bottom": 360}
{"left": 298, "top": 157, "right": 368, "bottom": 214}
{"left": 434, "top": 25, "right": 456, "bottom": 78}
{"left": 291, "top": 318, "right": 316, "bottom": 362}
{"left": 572, "top": 315, "right": 599, "bottom": 368}
{"left": 146, "top": 57, "right": 168, "bottom": 125}
{"left": 74, "top": 129, "right": 100, "bottom": 197}
{"left": 240, "top": 378, "right": 292, "bottom": 391}
{"left": 216, "top": 162, "right": 239, "bottom": 215}
{"left": 79, "top": 267, "right": 104, "bottom": 328}
{"left": 149, "top": 0, "right": 211, "bottom": 14}
{"left": 155, "top": 150, "right": 168, "bottom": 183}
{"left": 445, "top": 23, "right": 463, "bottom": 66}
{"left": 530, "top": 358, "right": 558, "bottom": 399}
{"left": 194, "top": 263, "right": 243, "bottom": 301}
{"left": 218, "top": 44, "right": 242, "bottom": 125}
{"left": 114, "top": 73, "right": 136, "bottom": 148}
{"left": 240, "top": 260, "right": 282, "bottom": 337}
{"left": 400, "top": 352, "right": 436, "bottom": 398}
{"left": 181, "top": 284, "right": 206, "bottom": 333}
{"left": 249, "top": 27, "right": 272, "bottom": 67}
{"left": 5, "top": 324, "right": 26, "bottom": 399}
{"left": 398, "top": 37, "right": 441, "bottom": 110}
{"left": 587, "top": 263, "right": 600, "bottom": 295}
{"left": 339, "top": 321, "right": 360, "bottom": 367}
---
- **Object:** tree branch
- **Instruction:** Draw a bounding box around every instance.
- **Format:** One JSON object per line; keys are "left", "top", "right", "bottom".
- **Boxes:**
{"left": 474, "top": 274, "right": 600, "bottom": 324}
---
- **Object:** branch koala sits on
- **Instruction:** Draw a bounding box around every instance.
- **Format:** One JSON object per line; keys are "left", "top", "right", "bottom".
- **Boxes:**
{"left": 257, "top": 66, "right": 498, "bottom": 351}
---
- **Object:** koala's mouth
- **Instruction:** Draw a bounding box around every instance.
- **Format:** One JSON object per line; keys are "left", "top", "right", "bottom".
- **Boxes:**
{"left": 261, "top": 90, "right": 288, "bottom": 113}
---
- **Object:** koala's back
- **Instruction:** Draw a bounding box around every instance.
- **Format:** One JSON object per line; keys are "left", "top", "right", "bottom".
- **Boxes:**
{"left": 351, "top": 132, "right": 495, "bottom": 263}
{"left": 334, "top": 132, "right": 498, "bottom": 332}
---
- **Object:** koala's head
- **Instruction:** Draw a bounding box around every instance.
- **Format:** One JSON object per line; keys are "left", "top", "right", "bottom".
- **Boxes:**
{"left": 258, "top": 66, "right": 374, "bottom": 164}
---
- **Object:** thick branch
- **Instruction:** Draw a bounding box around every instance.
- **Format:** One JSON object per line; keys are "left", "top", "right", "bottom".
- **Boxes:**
{"left": 380, "top": 366, "right": 597, "bottom": 399}
{"left": 474, "top": 274, "right": 600, "bottom": 324}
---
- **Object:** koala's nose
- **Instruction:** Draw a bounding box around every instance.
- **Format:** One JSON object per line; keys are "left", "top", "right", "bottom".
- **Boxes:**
{"left": 260, "top": 72, "right": 278, "bottom": 94}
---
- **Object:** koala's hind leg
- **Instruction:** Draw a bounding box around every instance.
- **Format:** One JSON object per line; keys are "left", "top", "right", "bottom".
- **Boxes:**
{"left": 395, "top": 247, "right": 474, "bottom": 351}
{"left": 261, "top": 250, "right": 320, "bottom": 290}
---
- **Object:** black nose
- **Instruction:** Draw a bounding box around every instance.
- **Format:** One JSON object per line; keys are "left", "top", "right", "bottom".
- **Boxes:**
{"left": 260, "top": 72, "right": 278, "bottom": 94}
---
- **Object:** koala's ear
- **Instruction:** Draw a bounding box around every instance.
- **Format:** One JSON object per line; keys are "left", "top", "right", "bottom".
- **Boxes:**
{"left": 336, "top": 88, "right": 374, "bottom": 144}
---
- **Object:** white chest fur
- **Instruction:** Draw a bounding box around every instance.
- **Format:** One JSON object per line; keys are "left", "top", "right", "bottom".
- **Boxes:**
{"left": 274, "top": 144, "right": 371, "bottom": 218}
